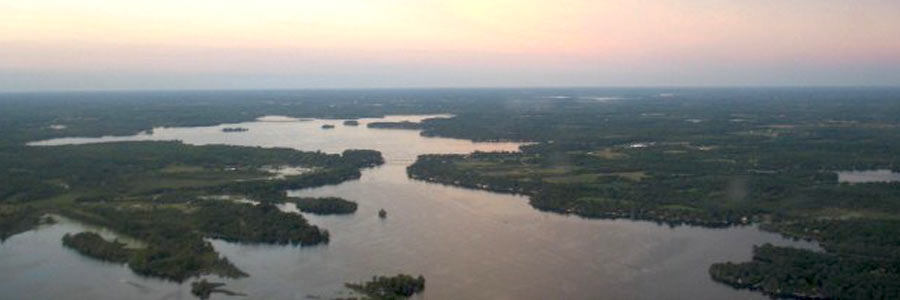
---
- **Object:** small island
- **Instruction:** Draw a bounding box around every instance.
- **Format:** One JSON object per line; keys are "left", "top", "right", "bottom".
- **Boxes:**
{"left": 321, "top": 124, "right": 335, "bottom": 129}
{"left": 345, "top": 274, "right": 425, "bottom": 299}
{"left": 191, "top": 279, "right": 245, "bottom": 299}
{"left": 366, "top": 121, "right": 422, "bottom": 130}
{"left": 293, "top": 197, "right": 358, "bottom": 215}
{"left": 378, "top": 208, "right": 387, "bottom": 219}
{"left": 221, "top": 127, "right": 248, "bottom": 133}
{"left": 343, "top": 120, "right": 360, "bottom": 126}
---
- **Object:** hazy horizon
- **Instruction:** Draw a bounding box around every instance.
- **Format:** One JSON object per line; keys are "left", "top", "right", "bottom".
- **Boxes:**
{"left": 3, "top": 0, "right": 899, "bottom": 91}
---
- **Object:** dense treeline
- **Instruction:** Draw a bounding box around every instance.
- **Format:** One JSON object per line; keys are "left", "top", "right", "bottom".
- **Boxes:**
{"left": 340, "top": 149, "right": 385, "bottom": 168}
{"left": 293, "top": 197, "right": 358, "bottom": 215}
{"left": 0, "top": 139, "right": 381, "bottom": 281}
{"left": 0, "top": 206, "right": 44, "bottom": 241}
{"left": 408, "top": 153, "right": 768, "bottom": 227}
{"left": 57, "top": 199, "right": 335, "bottom": 281}
{"left": 367, "top": 121, "right": 423, "bottom": 130}
{"left": 59, "top": 202, "right": 248, "bottom": 281}
{"left": 345, "top": 274, "right": 426, "bottom": 299}
{"left": 709, "top": 244, "right": 900, "bottom": 299}
{"left": 762, "top": 219, "right": 900, "bottom": 261}
{"left": 0, "top": 89, "right": 464, "bottom": 145}
{"left": 0, "top": 142, "right": 382, "bottom": 204}
{"left": 209, "top": 166, "right": 363, "bottom": 201}
{"left": 4, "top": 88, "right": 899, "bottom": 147}
{"left": 193, "top": 201, "right": 329, "bottom": 245}
{"left": 212, "top": 149, "right": 382, "bottom": 201}
{"left": 62, "top": 232, "right": 132, "bottom": 263}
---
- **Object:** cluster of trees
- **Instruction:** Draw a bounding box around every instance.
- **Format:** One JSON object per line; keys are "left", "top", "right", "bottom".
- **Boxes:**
{"left": 407, "top": 153, "right": 537, "bottom": 195}
{"left": 0, "top": 206, "right": 43, "bottom": 241}
{"left": 191, "top": 280, "right": 244, "bottom": 299}
{"left": 0, "top": 140, "right": 384, "bottom": 212}
{"left": 367, "top": 121, "right": 422, "bottom": 130}
{"left": 341, "top": 149, "right": 385, "bottom": 168}
{"left": 60, "top": 203, "right": 248, "bottom": 282}
{"left": 0, "top": 142, "right": 383, "bottom": 204}
{"left": 293, "top": 197, "right": 358, "bottom": 215}
{"left": 710, "top": 244, "right": 900, "bottom": 299}
{"left": 0, "top": 89, "right": 493, "bottom": 145}
{"left": 210, "top": 166, "right": 364, "bottom": 201}
{"left": 128, "top": 239, "right": 247, "bottom": 282}
{"left": 762, "top": 218, "right": 900, "bottom": 261}
{"left": 345, "top": 274, "right": 426, "bottom": 299}
{"left": 208, "top": 149, "right": 381, "bottom": 201}
{"left": 58, "top": 198, "right": 342, "bottom": 281}
{"left": 408, "top": 153, "right": 765, "bottom": 227}
{"left": 53, "top": 198, "right": 344, "bottom": 297}
{"left": 193, "top": 201, "right": 329, "bottom": 246}
{"left": 61, "top": 232, "right": 132, "bottom": 263}
{"left": 220, "top": 127, "right": 248, "bottom": 132}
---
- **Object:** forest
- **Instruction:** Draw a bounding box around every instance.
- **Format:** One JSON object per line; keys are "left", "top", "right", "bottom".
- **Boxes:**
{"left": 0, "top": 139, "right": 383, "bottom": 281}
{"left": 293, "top": 197, "right": 358, "bottom": 215}
{"left": 3, "top": 88, "right": 900, "bottom": 298}
{"left": 62, "top": 231, "right": 132, "bottom": 263}
{"left": 403, "top": 88, "right": 900, "bottom": 298}
{"left": 345, "top": 274, "right": 426, "bottom": 299}
{"left": 366, "top": 121, "right": 423, "bottom": 130}
{"left": 709, "top": 243, "right": 900, "bottom": 299}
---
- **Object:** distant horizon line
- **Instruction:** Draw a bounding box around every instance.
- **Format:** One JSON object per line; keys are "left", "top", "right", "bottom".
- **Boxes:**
{"left": 3, "top": 85, "right": 900, "bottom": 94}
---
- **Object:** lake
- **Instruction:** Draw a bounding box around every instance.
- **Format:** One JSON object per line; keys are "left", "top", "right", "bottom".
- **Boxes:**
{"left": 837, "top": 169, "right": 900, "bottom": 183}
{"left": 7, "top": 115, "right": 818, "bottom": 299}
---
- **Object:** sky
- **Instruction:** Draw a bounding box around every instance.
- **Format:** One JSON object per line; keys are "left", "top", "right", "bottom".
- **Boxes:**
{"left": 1, "top": 0, "right": 899, "bottom": 91}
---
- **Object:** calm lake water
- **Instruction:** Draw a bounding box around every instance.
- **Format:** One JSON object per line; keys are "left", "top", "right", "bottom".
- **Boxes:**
{"left": 837, "top": 170, "right": 900, "bottom": 183}
{"left": 8, "top": 115, "right": 818, "bottom": 299}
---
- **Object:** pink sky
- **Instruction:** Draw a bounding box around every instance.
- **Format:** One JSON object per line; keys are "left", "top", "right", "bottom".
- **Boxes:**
{"left": 2, "top": 0, "right": 899, "bottom": 90}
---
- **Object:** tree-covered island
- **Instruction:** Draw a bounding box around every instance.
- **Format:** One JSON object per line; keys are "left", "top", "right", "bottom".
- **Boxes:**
{"left": 366, "top": 121, "right": 422, "bottom": 130}
{"left": 345, "top": 274, "right": 426, "bottom": 299}
{"left": 293, "top": 197, "right": 358, "bottom": 215}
